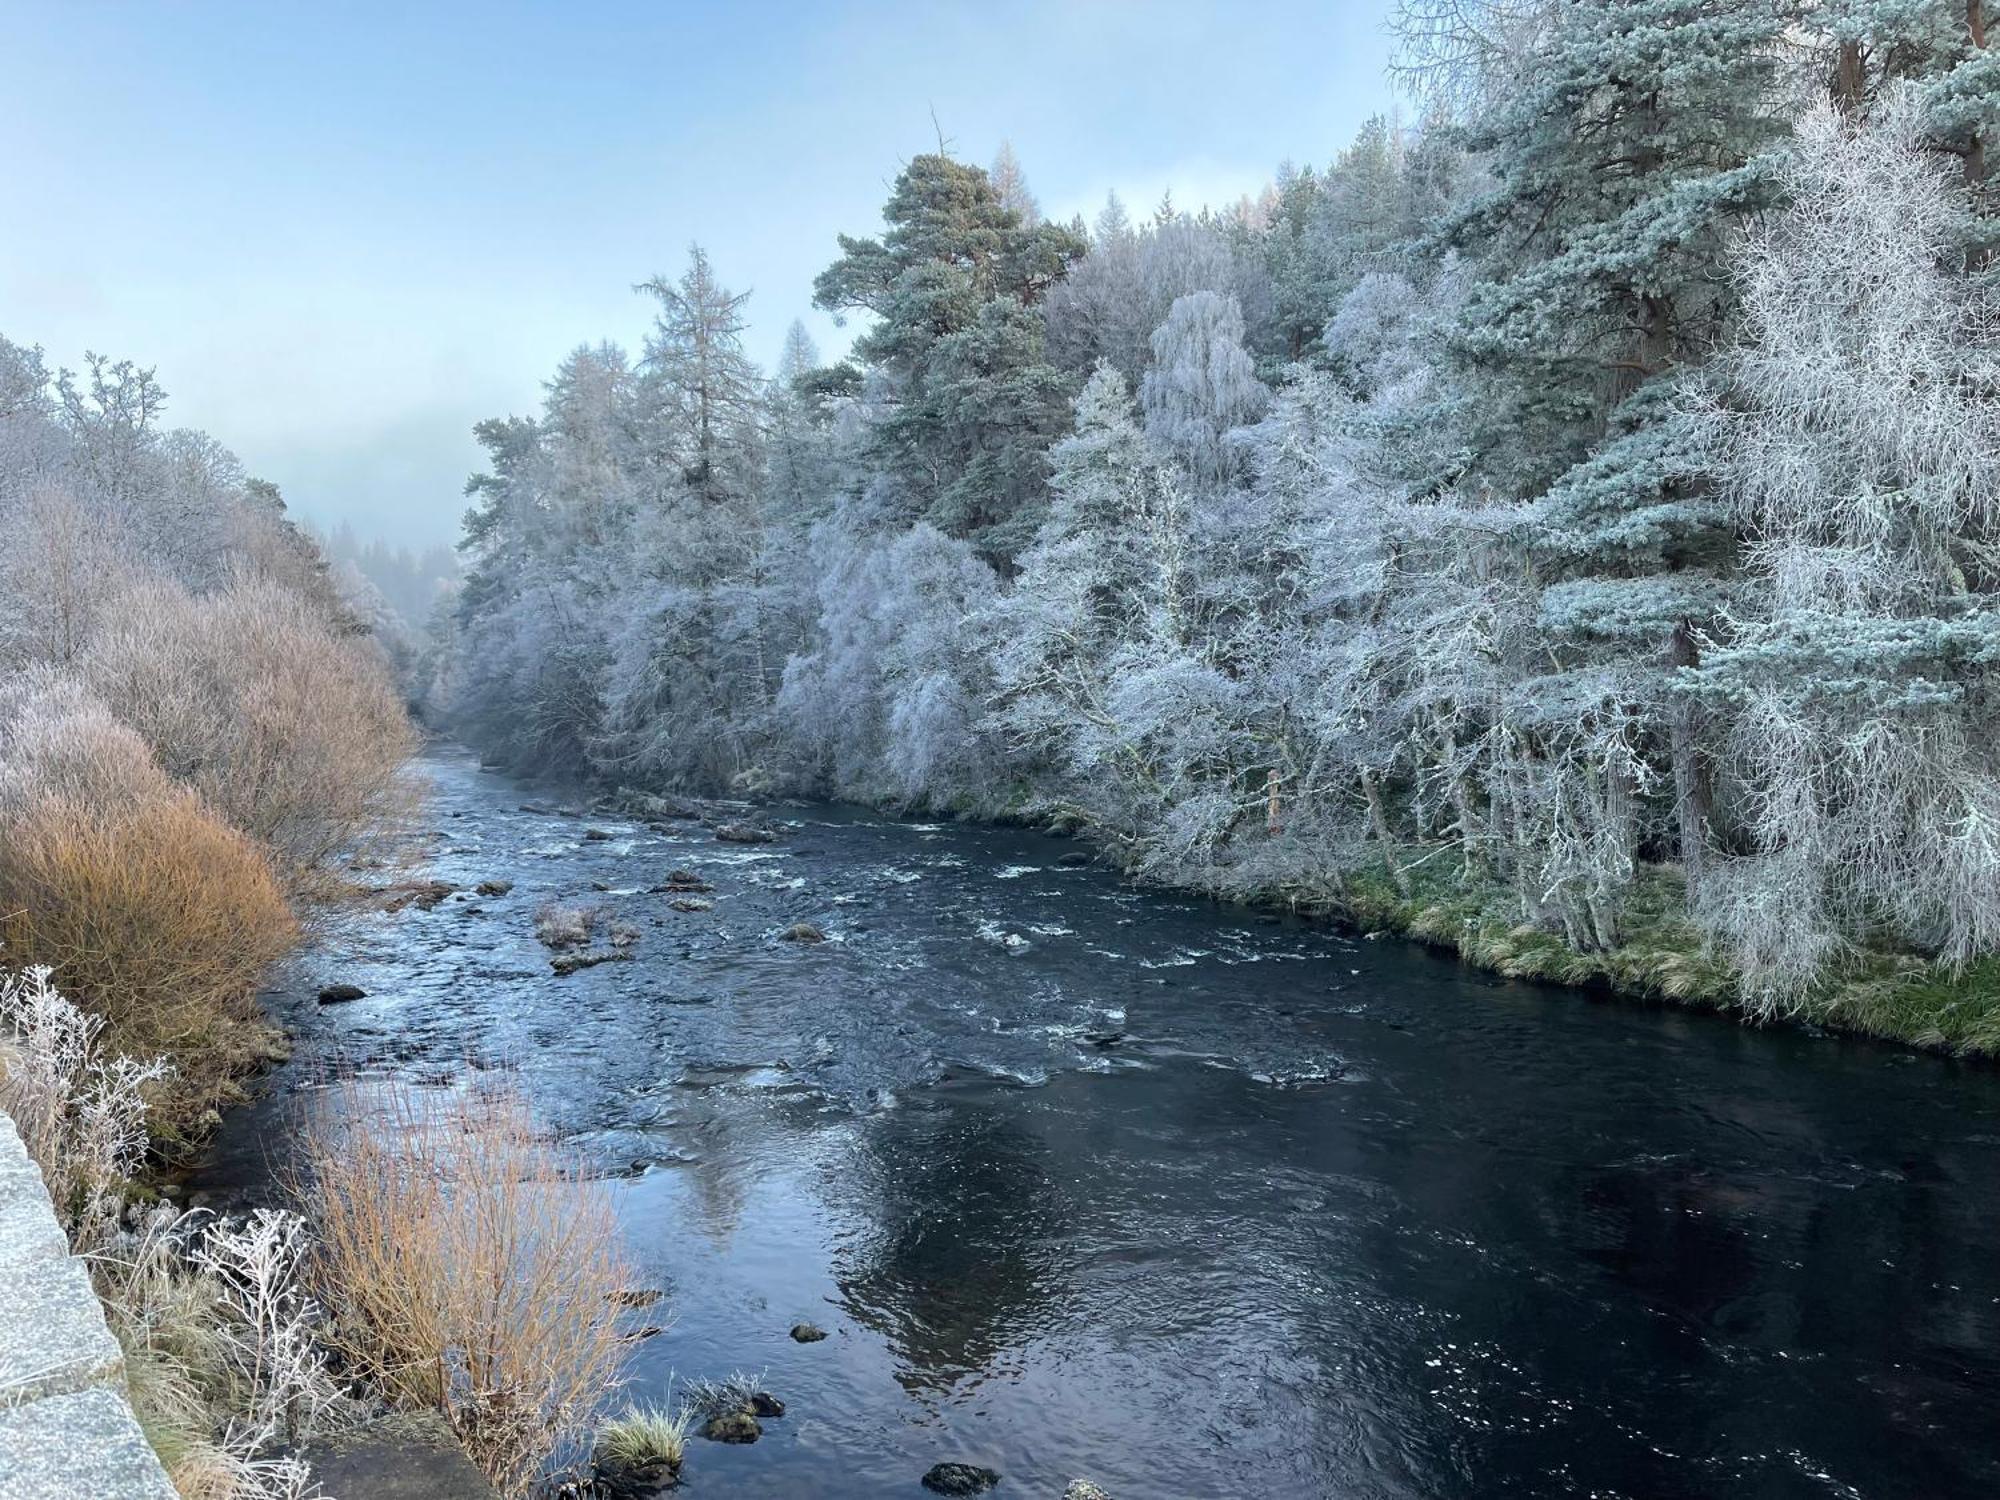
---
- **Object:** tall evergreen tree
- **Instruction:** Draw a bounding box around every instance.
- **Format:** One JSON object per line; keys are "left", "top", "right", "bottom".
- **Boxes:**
{"left": 812, "top": 153, "right": 1086, "bottom": 558}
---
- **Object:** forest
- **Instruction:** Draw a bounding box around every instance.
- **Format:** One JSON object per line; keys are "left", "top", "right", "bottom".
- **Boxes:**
{"left": 433, "top": 2, "right": 2000, "bottom": 1048}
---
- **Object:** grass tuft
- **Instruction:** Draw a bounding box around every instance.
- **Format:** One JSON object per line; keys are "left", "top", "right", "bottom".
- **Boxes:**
{"left": 596, "top": 1404, "right": 692, "bottom": 1471}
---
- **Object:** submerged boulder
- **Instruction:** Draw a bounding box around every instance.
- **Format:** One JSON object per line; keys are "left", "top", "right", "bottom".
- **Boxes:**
{"left": 551, "top": 949, "right": 631, "bottom": 977}
{"left": 922, "top": 1463, "right": 1000, "bottom": 1495}
{"left": 703, "top": 1410, "right": 761, "bottom": 1444}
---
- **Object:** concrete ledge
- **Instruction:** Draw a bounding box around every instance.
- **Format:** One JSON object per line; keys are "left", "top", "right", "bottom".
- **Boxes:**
{"left": 0, "top": 1387, "right": 176, "bottom": 1500}
{"left": 0, "top": 1114, "right": 175, "bottom": 1497}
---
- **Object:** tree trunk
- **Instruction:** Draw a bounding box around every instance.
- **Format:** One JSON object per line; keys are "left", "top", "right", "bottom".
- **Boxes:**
{"left": 1831, "top": 40, "right": 1865, "bottom": 111}
{"left": 1667, "top": 617, "right": 1713, "bottom": 903}
{"left": 1360, "top": 765, "right": 1412, "bottom": 899}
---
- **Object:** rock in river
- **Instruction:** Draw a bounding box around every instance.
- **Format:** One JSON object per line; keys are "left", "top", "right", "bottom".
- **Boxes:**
{"left": 317, "top": 983, "right": 367, "bottom": 1004}
{"left": 921, "top": 1463, "right": 1000, "bottom": 1495}
{"left": 594, "top": 1453, "right": 678, "bottom": 1499}
{"left": 789, "top": 1322, "right": 828, "bottom": 1342}
{"left": 475, "top": 879, "right": 514, "bottom": 896}
{"left": 551, "top": 950, "right": 631, "bottom": 977}
{"left": 703, "top": 1409, "right": 761, "bottom": 1443}
{"left": 780, "top": 922, "right": 826, "bottom": 943}
{"left": 748, "top": 1391, "right": 785, "bottom": 1417}
{"left": 714, "top": 821, "right": 775, "bottom": 844}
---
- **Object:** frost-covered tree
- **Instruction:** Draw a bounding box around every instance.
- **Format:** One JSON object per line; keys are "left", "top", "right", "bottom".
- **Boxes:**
{"left": 779, "top": 518, "right": 1003, "bottom": 804}
{"left": 989, "top": 141, "right": 1041, "bottom": 226}
{"left": 1689, "top": 99, "right": 2000, "bottom": 1000}
{"left": 1045, "top": 202, "right": 1258, "bottom": 383}
{"left": 1139, "top": 292, "right": 1268, "bottom": 491}
{"left": 637, "top": 245, "right": 763, "bottom": 513}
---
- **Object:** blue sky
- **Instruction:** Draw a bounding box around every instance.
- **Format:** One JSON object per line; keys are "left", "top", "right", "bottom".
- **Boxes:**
{"left": 1, "top": 1, "right": 1402, "bottom": 547}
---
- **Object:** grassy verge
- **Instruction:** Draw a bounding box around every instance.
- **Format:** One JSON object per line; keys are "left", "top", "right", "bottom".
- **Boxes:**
{"left": 1231, "top": 848, "right": 2000, "bottom": 1058}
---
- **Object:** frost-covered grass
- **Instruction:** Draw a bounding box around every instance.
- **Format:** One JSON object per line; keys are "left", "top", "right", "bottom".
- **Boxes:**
{"left": 1, "top": 967, "right": 347, "bottom": 1498}
{"left": 1300, "top": 847, "right": 2000, "bottom": 1057}
{"left": 596, "top": 1403, "right": 691, "bottom": 1470}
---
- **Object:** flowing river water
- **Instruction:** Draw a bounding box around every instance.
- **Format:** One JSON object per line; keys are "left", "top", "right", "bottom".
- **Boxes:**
{"left": 191, "top": 748, "right": 2000, "bottom": 1499}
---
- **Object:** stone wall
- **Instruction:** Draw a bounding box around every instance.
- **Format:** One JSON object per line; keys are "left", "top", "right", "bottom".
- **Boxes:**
{"left": 0, "top": 1112, "right": 176, "bottom": 1499}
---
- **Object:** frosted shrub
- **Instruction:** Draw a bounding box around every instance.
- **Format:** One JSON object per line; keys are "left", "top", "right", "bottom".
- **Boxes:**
{"left": 109, "top": 1206, "right": 347, "bottom": 1498}
{"left": 0, "top": 969, "right": 342, "bottom": 1496}
{"left": 0, "top": 965, "right": 165, "bottom": 1240}
{"left": 85, "top": 574, "right": 413, "bottom": 874}
{"left": 0, "top": 672, "right": 299, "bottom": 1130}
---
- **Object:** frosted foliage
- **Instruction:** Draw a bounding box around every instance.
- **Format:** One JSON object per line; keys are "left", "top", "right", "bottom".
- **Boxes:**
{"left": 432, "top": 80, "right": 2000, "bottom": 1004}
{"left": 1140, "top": 292, "right": 1268, "bottom": 491}
{"left": 0, "top": 965, "right": 166, "bottom": 1240}
{"left": 1692, "top": 99, "right": 2000, "bottom": 1003}
{"left": 778, "top": 522, "right": 1001, "bottom": 804}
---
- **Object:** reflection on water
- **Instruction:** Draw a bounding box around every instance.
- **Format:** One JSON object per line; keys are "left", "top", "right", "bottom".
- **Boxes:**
{"left": 193, "top": 749, "right": 2000, "bottom": 1498}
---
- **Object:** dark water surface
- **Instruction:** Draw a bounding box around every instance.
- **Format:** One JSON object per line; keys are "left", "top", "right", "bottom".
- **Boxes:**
{"left": 195, "top": 749, "right": 2000, "bottom": 1499}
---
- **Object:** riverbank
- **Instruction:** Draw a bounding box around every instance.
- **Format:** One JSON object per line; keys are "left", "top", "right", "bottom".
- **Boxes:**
{"left": 1283, "top": 853, "right": 2000, "bottom": 1058}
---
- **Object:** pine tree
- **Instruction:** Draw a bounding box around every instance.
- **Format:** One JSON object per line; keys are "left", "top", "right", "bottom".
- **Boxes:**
{"left": 811, "top": 153, "right": 1086, "bottom": 559}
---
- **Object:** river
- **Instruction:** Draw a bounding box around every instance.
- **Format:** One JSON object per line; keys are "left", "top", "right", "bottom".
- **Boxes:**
{"left": 192, "top": 748, "right": 2000, "bottom": 1499}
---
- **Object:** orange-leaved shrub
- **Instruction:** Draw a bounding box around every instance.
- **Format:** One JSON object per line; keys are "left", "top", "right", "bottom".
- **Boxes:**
{"left": 304, "top": 1080, "right": 634, "bottom": 1494}
{"left": 0, "top": 673, "right": 299, "bottom": 1136}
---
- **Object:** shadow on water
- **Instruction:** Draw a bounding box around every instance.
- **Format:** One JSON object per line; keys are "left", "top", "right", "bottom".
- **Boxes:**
{"left": 193, "top": 748, "right": 2000, "bottom": 1498}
